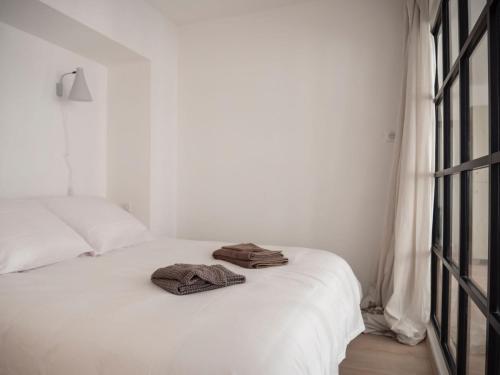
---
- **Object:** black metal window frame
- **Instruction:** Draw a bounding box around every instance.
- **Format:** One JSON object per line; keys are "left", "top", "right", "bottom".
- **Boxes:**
{"left": 431, "top": 0, "right": 500, "bottom": 374}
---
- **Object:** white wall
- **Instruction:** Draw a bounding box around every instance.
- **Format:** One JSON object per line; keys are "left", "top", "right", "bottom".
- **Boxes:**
{"left": 107, "top": 61, "right": 151, "bottom": 225}
{"left": 0, "top": 21, "right": 107, "bottom": 198}
{"left": 178, "top": 0, "right": 405, "bottom": 288}
{"left": 0, "top": 0, "right": 407, "bottom": 288}
{"left": 39, "top": 0, "right": 179, "bottom": 235}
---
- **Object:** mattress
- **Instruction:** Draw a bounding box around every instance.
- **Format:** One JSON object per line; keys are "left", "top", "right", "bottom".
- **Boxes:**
{"left": 0, "top": 238, "right": 364, "bottom": 375}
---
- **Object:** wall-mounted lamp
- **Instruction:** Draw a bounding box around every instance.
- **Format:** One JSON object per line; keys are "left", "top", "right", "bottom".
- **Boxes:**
{"left": 56, "top": 67, "right": 93, "bottom": 196}
{"left": 56, "top": 67, "right": 92, "bottom": 102}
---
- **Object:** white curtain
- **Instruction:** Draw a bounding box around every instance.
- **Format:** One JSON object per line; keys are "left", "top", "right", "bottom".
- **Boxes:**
{"left": 361, "top": 0, "right": 435, "bottom": 346}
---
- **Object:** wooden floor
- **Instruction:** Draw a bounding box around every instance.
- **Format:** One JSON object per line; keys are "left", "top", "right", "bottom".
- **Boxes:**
{"left": 339, "top": 333, "right": 436, "bottom": 375}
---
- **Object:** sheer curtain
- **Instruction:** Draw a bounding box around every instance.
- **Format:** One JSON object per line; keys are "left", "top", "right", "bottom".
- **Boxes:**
{"left": 361, "top": 0, "right": 435, "bottom": 346}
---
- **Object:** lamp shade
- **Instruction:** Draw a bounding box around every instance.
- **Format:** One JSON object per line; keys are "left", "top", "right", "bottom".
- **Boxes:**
{"left": 68, "top": 67, "right": 92, "bottom": 102}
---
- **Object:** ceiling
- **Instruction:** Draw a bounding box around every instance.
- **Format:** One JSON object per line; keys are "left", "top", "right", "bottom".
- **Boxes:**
{"left": 146, "top": 0, "right": 315, "bottom": 25}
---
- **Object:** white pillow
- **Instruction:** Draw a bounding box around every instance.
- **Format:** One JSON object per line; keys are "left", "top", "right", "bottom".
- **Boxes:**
{"left": 0, "top": 199, "right": 92, "bottom": 274}
{"left": 41, "top": 196, "right": 152, "bottom": 255}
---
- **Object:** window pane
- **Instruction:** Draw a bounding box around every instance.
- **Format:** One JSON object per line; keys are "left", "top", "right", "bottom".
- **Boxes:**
{"left": 438, "top": 102, "right": 444, "bottom": 170}
{"left": 435, "top": 257, "right": 443, "bottom": 325}
{"left": 451, "top": 174, "right": 460, "bottom": 265}
{"left": 470, "top": 34, "right": 489, "bottom": 159}
{"left": 468, "top": 0, "right": 487, "bottom": 33}
{"left": 451, "top": 78, "right": 461, "bottom": 166}
{"left": 437, "top": 177, "right": 444, "bottom": 248}
{"left": 467, "top": 300, "right": 487, "bottom": 375}
{"left": 448, "top": 276, "right": 459, "bottom": 360}
{"left": 449, "top": 0, "right": 460, "bottom": 66}
{"left": 471, "top": 168, "right": 489, "bottom": 295}
{"left": 437, "top": 25, "right": 444, "bottom": 89}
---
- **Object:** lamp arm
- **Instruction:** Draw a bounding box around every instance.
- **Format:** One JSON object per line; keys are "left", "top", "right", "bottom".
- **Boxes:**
{"left": 56, "top": 71, "right": 77, "bottom": 97}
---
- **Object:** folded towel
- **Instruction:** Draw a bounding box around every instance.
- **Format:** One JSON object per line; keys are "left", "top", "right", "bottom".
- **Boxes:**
{"left": 213, "top": 243, "right": 288, "bottom": 269}
{"left": 213, "top": 255, "right": 288, "bottom": 269}
{"left": 151, "top": 264, "right": 245, "bottom": 295}
{"left": 218, "top": 243, "right": 283, "bottom": 260}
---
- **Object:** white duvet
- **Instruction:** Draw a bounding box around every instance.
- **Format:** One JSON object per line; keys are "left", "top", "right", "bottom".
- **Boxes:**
{"left": 0, "top": 238, "right": 364, "bottom": 375}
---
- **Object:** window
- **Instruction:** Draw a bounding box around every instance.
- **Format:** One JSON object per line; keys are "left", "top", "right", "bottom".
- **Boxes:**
{"left": 449, "top": 0, "right": 460, "bottom": 66}
{"left": 431, "top": 0, "right": 500, "bottom": 374}
{"left": 437, "top": 25, "right": 444, "bottom": 88}
{"left": 451, "top": 78, "right": 461, "bottom": 166}
{"left": 436, "top": 256, "right": 443, "bottom": 325}
{"left": 469, "top": 34, "right": 489, "bottom": 159}
{"left": 451, "top": 173, "right": 460, "bottom": 265}
{"left": 470, "top": 167, "right": 488, "bottom": 295}
{"left": 467, "top": 298, "right": 487, "bottom": 375}
{"left": 438, "top": 103, "right": 445, "bottom": 170}
{"left": 469, "top": 0, "right": 488, "bottom": 33}
{"left": 448, "top": 276, "right": 459, "bottom": 360}
{"left": 437, "top": 177, "right": 445, "bottom": 248}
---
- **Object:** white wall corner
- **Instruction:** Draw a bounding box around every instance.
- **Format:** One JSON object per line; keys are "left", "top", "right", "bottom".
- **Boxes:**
{"left": 427, "top": 325, "right": 449, "bottom": 375}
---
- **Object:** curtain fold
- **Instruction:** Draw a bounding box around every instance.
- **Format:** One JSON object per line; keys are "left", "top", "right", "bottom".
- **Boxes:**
{"left": 361, "top": 0, "right": 435, "bottom": 346}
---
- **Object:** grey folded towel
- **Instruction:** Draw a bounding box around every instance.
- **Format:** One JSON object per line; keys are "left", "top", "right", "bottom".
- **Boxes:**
{"left": 213, "top": 243, "right": 288, "bottom": 268}
{"left": 219, "top": 243, "right": 283, "bottom": 260}
{"left": 151, "top": 264, "right": 245, "bottom": 295}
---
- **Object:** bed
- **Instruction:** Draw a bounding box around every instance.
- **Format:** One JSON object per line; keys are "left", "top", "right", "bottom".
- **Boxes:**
{"left": 0, "top": 199, "right": 364, "bottom": 375}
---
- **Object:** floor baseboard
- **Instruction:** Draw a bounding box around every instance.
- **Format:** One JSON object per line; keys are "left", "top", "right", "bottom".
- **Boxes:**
{"left": 427, "top": 325, "right": 449, "bottom": 375}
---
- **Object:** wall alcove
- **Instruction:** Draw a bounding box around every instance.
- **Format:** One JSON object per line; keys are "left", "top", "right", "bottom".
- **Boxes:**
{"left": 0, "top": 0, "right": 152, "bottom": 225}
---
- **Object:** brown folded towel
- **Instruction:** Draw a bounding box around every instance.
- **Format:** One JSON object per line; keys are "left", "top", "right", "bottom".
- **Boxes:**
{"left": 151, "top": 264, "right": 245, "bottom": 295}
{"left": 219, "top": 243, "right": 283, "bottom": 260}
{"left": 213, "top": 255, "right": 288, "bottom": 269}
{"left": 213, "top": 243, "right": 288, "bottom": 269}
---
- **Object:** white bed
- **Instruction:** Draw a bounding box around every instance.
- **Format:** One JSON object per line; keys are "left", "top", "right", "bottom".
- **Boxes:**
{"left": 0, "top": 237, "right": 364, "bottom": 375}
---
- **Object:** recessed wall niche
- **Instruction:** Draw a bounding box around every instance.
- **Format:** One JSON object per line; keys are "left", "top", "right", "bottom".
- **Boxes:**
{"left": 0, "top": 0, "right": 152, "bottom": 226}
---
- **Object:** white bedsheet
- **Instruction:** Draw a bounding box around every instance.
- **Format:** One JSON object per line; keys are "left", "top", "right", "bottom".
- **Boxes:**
{"left": 0, "top": 238, "right": 364, "bottom": 375}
